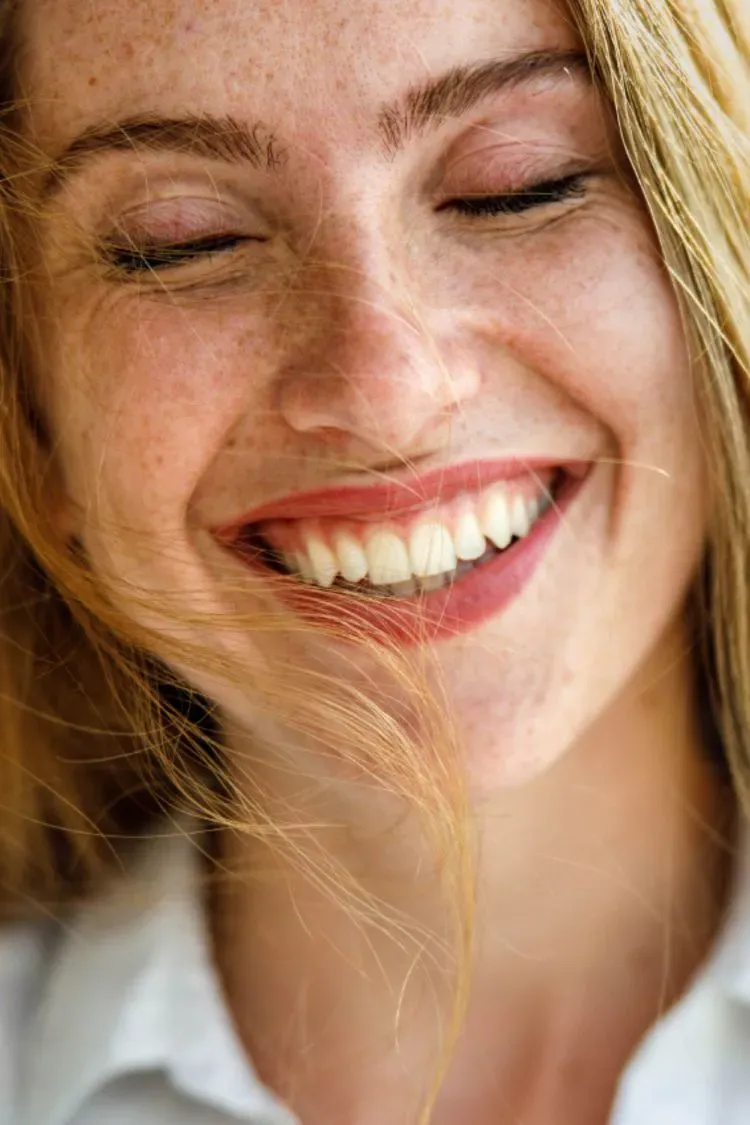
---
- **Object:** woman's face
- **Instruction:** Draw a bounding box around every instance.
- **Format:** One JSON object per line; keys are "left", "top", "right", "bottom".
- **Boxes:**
{"left": 23, "top": 0, "right": 706, "bottom": 785}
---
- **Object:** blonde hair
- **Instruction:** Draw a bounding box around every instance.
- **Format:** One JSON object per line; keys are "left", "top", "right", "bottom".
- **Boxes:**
{"left": 0, "top": 3, "right": 747, "bottom": 1120}
{"left": 0, "top": 0, "right": 747, "bottom": 998}
{"left": 568, "top": 0, "right": 750, "bottom": 797}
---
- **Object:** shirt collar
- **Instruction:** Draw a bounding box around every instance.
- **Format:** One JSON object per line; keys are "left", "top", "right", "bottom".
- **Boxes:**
{"left": 704, "top": 814, "right": 750, "bottom": 1002}
{"left": 22, "top": 817, "right": 750, "bottom": 1125}
{"left": 609, "top": 817, "right": 750, "bottom": 1125}
{"left": 23, "top": 823, "right": 294, "bottom": 1125}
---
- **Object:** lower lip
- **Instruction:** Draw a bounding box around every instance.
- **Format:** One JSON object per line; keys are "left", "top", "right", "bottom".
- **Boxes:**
{"left": 226, "top": 471, "right": 587, "bottom": 647}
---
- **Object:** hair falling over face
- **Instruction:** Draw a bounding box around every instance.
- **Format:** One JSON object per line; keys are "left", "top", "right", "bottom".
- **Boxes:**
{"left": 0, "top": 0, "right": 748, "bottom": 1121}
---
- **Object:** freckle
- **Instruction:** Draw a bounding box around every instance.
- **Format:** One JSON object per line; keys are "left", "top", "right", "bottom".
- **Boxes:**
{"left": 122, "top": 41, "right": 134, "bottom": 60}
{"left": 87, "top": 75, "right": 97, "bottom": 86}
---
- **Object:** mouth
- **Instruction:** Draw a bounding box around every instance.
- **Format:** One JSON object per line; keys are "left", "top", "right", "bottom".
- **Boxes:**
{"left": 213, "top": 460, "right": 589, "bottom": 642}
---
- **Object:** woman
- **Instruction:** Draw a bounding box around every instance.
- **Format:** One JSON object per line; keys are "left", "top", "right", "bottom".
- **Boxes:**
{"left": 0, "top": 0, "right": 748, "bottom": 1120}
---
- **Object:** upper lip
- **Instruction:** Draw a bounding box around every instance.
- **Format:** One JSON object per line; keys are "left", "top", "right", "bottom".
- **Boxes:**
{"left": 212, "top": 457, "right": 588, "bottom": 541}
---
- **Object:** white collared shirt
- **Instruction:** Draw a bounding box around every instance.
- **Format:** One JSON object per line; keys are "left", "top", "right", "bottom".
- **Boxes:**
{"left": 3, "top": 825, "right": 750, "bottom": 1125}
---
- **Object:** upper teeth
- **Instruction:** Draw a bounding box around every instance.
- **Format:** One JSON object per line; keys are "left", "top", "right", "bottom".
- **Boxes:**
{"left": 264, "top": 483, "right": 552, "bottom": 593}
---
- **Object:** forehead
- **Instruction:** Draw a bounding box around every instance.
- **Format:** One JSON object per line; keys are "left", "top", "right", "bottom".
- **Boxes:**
{"left": 20, "top": 0, "right": 579, "bottom": 150}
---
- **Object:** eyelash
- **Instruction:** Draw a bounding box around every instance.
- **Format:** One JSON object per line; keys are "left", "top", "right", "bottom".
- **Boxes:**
{"left": 104, "top": 173, "right": 588, "bottom": 274}
{"left": 441, "top": 172, "right": 588, "bottom": 218}
{"left": 104, "top": 232, "right": 247, "bottom": 273}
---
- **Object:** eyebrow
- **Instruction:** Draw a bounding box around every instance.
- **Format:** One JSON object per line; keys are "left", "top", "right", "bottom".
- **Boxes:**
{"left": 41, "top": 48, "right": 589, "bottom": 197}
{"left": 41, "top": 116, "right": 285, "bottom": 197}
{"left": 378, "top": 48, "right": 590, "bottom": 153}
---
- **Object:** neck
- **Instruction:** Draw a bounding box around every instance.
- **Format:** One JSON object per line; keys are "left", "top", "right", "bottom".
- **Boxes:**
{"left": 211, "top": 631, "right": 736, "bottom": 1125}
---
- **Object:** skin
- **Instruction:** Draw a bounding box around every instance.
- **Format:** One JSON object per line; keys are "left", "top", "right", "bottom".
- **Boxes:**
{"left": 18, "top": 0, "right": 735, "bottom": 1120}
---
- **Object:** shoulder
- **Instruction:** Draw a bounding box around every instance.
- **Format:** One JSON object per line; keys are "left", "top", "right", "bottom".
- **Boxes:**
{"left": 0, "top": 917, "right": 54, "bottom": 1125}
{"left": 0, "top": 829, "right": 198, "bottom": 1125}
{"left": 0, "top": 825, "right": 282, "bottom": 1125}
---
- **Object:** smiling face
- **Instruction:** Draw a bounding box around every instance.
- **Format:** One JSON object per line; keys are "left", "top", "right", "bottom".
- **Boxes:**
{"left": 19, "top": 0, "right": 707, "bottom": 786}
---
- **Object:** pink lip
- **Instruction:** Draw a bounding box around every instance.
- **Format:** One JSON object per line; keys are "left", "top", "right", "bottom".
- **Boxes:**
{"left": 212, "top": 459, "right": 591, "bottom": 646}
{"left": 212, "top": 457, "right": 589, "bottom": 537}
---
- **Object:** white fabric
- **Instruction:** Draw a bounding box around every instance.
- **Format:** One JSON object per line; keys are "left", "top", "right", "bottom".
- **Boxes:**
{"left": 2, "top": 823, "right": 750, "bottom": 1125}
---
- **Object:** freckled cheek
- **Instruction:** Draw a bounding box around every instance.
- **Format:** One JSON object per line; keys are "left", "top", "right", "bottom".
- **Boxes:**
{"left": 449, "top": 223, "right": 693, "bottom": 442}
{"left": 55, "top": 306, "right": 281, "bottom": 529}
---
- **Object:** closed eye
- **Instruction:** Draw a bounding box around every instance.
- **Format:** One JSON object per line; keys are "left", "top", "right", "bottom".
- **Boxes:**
{"left": 440, "top": 173, "right": 588, "bottom": 218}
{"left": 103, "top": 173, "right": 588, "bottom": 274}
{"left": 104, "top": 233, "right": 252, "bottom": 273}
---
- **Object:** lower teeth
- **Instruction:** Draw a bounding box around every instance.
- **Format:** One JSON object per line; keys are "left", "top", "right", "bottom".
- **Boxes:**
{"left": 326, "top": 543, "right": 500, "bottom": 598}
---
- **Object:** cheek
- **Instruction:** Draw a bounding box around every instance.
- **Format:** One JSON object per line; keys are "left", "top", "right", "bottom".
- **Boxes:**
{"left": 447, "top": 205, "right": 696, "bottom": 454}
{"left": 48, "top": 293, "right": 282, "bottom": 536}
{"left": 483, "top": 210, "right": 708, "bottom": 562}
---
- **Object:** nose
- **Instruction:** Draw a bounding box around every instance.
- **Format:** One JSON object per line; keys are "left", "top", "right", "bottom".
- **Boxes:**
{"left": 276, "top": 258, "right": 481, "bottom": 460}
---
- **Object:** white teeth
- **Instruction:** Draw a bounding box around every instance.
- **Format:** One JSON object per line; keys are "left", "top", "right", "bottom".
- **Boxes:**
{"left": 481, "top": 490, "right": 512, "bottom": 550}
{"left": 454, "top": 511, "right": 487, "bottom": 561}
{"left": 365, "top": 529, "right": 412, "bottom": 586}
{"left": 409, "top": 521, "right": 457, "bottom": 578}
{"left": 332, "top": 532, "right": 369, "bottom": 584}
{"left": 306, "top": 537, "right": 339, "bottom": 587}
{"left": 510, "top": 495, "right": 531, "bottom": 539}
{"left": 275, "top": 482, "right": 553, "bottom": 590}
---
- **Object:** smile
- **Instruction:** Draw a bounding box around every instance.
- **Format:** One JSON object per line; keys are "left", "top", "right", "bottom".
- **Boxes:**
{"left": 213, "top": 459, "right": 590, "bottom": 642}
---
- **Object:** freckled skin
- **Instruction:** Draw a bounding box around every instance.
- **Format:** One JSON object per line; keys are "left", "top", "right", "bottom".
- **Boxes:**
{"left": 21, "top": 0, "right": 706, "bottom": 789}
{"left": 15, "top": 3, "right": 734, "bottom": 1120}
